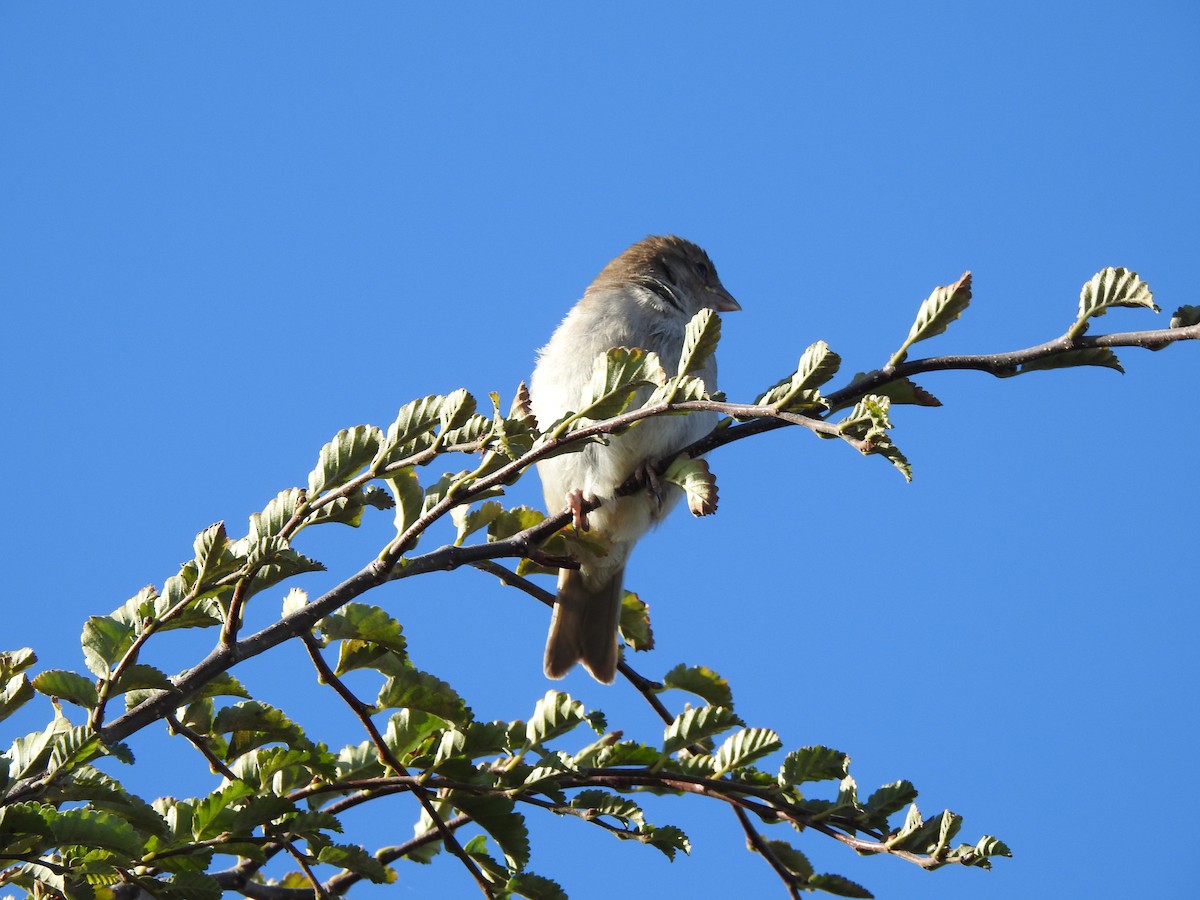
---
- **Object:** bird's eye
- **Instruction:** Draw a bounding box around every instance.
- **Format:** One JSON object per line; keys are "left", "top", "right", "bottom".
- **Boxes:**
{"left": 696, "top": 262, "right": 711, "bottom": 279}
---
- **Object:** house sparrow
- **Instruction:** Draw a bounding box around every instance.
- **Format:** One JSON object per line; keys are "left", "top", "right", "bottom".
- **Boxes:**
{"left": 530, "top": 236, "right": 740, "bottom": 683}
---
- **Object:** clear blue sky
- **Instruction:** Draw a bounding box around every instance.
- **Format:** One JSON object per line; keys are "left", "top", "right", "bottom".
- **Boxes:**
{"left": 3, "top": 4, "right": 1197, "bottom": 898}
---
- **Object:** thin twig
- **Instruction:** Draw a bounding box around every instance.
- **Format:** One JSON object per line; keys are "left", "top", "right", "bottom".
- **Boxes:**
{"left": 299, "top": 632, "right": 495, "bottom": 899}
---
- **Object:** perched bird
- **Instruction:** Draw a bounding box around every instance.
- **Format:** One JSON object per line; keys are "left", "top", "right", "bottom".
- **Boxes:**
{"left": 529, "top": 236, "right": 740, "bottom": 683}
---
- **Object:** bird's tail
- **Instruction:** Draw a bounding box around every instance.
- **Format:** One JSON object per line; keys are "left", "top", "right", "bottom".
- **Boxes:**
{"left": 543, "top": 566, "right": 623, "bottom": 683}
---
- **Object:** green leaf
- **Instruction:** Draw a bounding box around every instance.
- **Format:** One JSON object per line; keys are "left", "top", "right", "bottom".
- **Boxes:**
{"left": 438, "top": 388, "right": 478, "bottom": 436}
{"left": 1070, "top": 266, "right": 1158, "bottom": 337}
{"left": 32, "top": 670, "right": 98, "bottom": 709}
{"left": 759, "top": 840, "right": 814, "bottom": 879}
{"left": 526, "top": 690, "right": 587, "bottom": 745}
{"left": 663, "top": 706, "right": 742, "bottom": 756}
{"left": 50, "top": 806, "right": 145, "bottom": 857}
{"left": 661, "top": 455, "right": 718, "bottom": 516}
{"left": 677, "top": 308, "right": 722, "bottom": 378}
{"left": 660, "top": 664, "right": 733, "bottom": 708}
{"left": 248, "top": 488, "right": 305, "bottom": 542}
{"left": 385, "top": 467, "right": 424, "bottom": 539}
{"left": 81, "top": 617, "right": 136, "bottom": 679}
{"left": 618, "top": 591, "right": 654, "bottom": 652}
{"left": 377, "top": 395, "right": 445, "bottom": 465}
{"left": 855, "top": 375, "right": 941, "bottom": 407}
{"left": 211, "top": 701, "right": 307, "bottom": 760}
{"left": 321, "top": 603, "right": 408, "bottom": 655}
{"left": 1016, "top": 346, "right": 1124, "bottom": 375}
{"left": 807, "top": 873, "right": 874, "bottom": 898}
{"left": 778, "top": 746, "right": 849, "bottom": 786}
{"left": 384, "top": 709, "right": 449, "bottom": 762}
{"left": 316, "top": 843, "right": 393, "bottom": 883}
{"left": 864, "top": 780, "right": 918, "bottom": 823}
{"left": 452, "top": 500, "right": 505, "bottom": 546}
{"left": 837, "top": 395, "right": 912, "bottom": 482}
{"left": 572, "top": 348, "right": 667, "bottom": 424}
{"left": 756, "top": 341, "right": 840, "bottom": 411}
{"left": 191, "top": 522, "right": 238, "bottom": 586}
{"left": 308, "top": 425, "right": 384, "bottom": 496}
{"left": 452, "top": 794, "right": 530, "bottom": 872}
{"left": 1170, "top": 304, "right": 1200, "bottom": 328}
{"left": 155, "top": 872, "right": 224, "bottom": 900}
{"left": 637, "top": 824, "right": 691, "bottom": 860}
{"left": 505, "top": 872, "right": 568, "bottom": 900}
{"left": 0, "top": 671, "right": 34, "bottom": 725}
{"left": 890, "top": 272, "right": 972, "bottom": 365}
{"left": 712, "top": 727, "right": 782, "bottom": 775}
{"left": 377, "top": 666, "right": 470, "bottom": 725}
{"left": 568, "top": 791, "right": 646, "bottom": 828}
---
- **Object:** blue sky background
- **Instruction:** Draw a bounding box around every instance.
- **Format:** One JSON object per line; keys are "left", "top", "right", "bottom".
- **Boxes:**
{"left": 3, "top": 4, "right": 1198, "bottom": 898}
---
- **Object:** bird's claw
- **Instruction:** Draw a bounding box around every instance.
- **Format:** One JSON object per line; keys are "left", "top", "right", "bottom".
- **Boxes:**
{"left": 567, "top": 489, "right": 590, "bottom": 532}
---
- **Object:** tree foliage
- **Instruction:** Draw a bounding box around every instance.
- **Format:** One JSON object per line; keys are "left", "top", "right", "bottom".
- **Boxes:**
{"left": 1, "top": 268, "right": 1195, "bottom": 898}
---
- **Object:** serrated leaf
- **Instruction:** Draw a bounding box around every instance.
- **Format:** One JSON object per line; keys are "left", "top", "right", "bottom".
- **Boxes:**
{"left": 377, "top": 666, "right": 470, "bottom": 724}
{"left": 248, "top": 488, "right": 305, "bottom": 543}
{"left": 526, "top": 690, "right": 586, "bottom": 745}
{"left": 81, "top": 617, "right": 136, "bottom": 679}
{"left": 756, "top": 341, "right": 840, "bottom": 411}
{"left": 660, "top": 664, "right": 733, "bottom": 708}
{"left": 778, "top": 746, "right": 849, "bottom": 786}
{"left": 1072, "top": 267, "right": 1158, "bottom": 337}
{"left": 452, "top": 794, "right": 529, "bottom": 872}
{"left": 0, "top": 670, "right": 34, "bottom": 724}
{"left": 864, "top": 780, "right": 918, "bottom": 822}
{"left": 661, "top": 455, "right": 718, "bottom": 516}
{"left": 618, "top": 591, "right": 654, "bottom": 652}
{"left": 638, "top": 824, "right": 690, "bottom": 860}
{"left": 1017, "top": 346, "right": 1124, "bottom": 375}
{"left": 573, "top": 348, "right": 667, "bottom": 424}
{"left": 451, "top": 501, "right": 505, "bottom": 546}
{"left": 438, "top": 388, "right": 478, "bottom": 437}
{"left": 568, "top": 791, "right": 646, "bottom": 828}
{"left": 308, "top": 425, "right": 384, "bottom": 497}
{"left": 211, "top": 701, "right": 307, "bottom": 761}
{"left": 807, "top": 873, "right": 874, "bottom": 898}
{"left": 32, "top": 670, "right": 98, "bottom": 709}
{"left": 505, "top": 872, "right": 568, "bottom": 900}
{"left": 51, "top": 807, "right": 144, "bottom": 857}
{"left": 663, "top": 706, "right": 742, "bottom": 756}
{"left": 1170, "top": 304, "right": 1200, "bottom": 328}
{"left": 191, "top": 522, "right": 237, "bottom": 586}
{"left": 377, "top": 395, "right": 445, "bottom": 465}
{"left": 712, "top": 727, "right": 782, "bottom": 775}
{"left": 857, "top": 375, "right": 941, "bottom": 407}
{"left": 384, "top": 709, "right": 449, "bottom": 762}
{"left": 677, "top": 308, "right": 721, "bottom": 378}
{"left": 316, "top": 843, "right": 393, "bottom": 883}
{"left": 385, "top": 467, "right": 424, "bottom": 539}
{"left": 321, "top": 603, "right": 408, "bottom": 654}
{"left": 759, "top": 839, "right": 814, "bottom": 879}
{"left": 891, "top": 272, "right": 972, "bottom": 365}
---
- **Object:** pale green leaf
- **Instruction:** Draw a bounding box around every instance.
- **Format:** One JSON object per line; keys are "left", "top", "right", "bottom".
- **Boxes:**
{"left": 891, "top": 272, "right": 972, "bottom": 365}
{"left": 778, "top": 745, "right": 849, "bottom": 786}
{"left": 663, "top": 706, "right": 742, "bottom": 756}
{"left": 1017, "top": 346, "right": 1124, "bottom": 375}
{"left": 385, "top": 467, "right": 424, "bottom": 539}
{"left": 660, "top": 664, "right": 733, "bottom": 708}
{"left": 677, "top": 308, "right": 721, "bottom": 378}
{"left": 1072, "top": 266, "right": 1158, "bottom": 338}
{"left": 526, "top": 690, "right": 587, "bottom": 745}
{"left": 661, "top": 455, "right": 718, "bottom": 516}
{"left": 756, "top": 341, "right": 840, "bottom": 411}
{"left": 308, "top": 425, "right": 384, "bottom": 496}
{"left": 618, "top": 591, "right": 654, "bottom": 652}
{"left": 1170, "top": 304, "right": 1200, "bottom": 328}
{"left": 32, "top": 670, "right": 98, "bottom": 709}
{"left": 712, "top": 727, "right": 782, "bottom": 775}
{"left": 573, "top": 348, "right": 667, "bottom": 423}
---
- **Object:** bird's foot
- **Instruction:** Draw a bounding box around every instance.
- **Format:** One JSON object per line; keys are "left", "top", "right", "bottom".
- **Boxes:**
{"left": 567, "top": 489, "right": 590, "bottom": 532}
{"left": 638, "top": 459, "right": 665, "bottom": 511}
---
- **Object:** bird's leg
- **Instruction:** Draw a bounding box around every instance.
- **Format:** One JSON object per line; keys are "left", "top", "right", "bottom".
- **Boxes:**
{"left": 638, "top": 459, "right": 665, "bottom": 512}
{"left": 567, "top": 489, "right": 590, "bottom": 532}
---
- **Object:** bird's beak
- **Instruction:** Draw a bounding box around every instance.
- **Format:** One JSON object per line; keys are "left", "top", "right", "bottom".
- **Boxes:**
{"left": 711, "top": 287, "right": 741, "bottom": 312}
